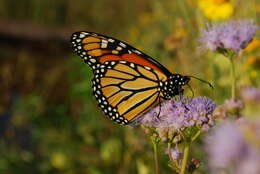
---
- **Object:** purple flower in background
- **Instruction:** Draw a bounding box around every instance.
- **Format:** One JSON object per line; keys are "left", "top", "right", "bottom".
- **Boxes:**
{"left": 223, "top": 98, "right": 244, "bottom": 113}
{"left": 241, "top": 87, "right": 260, "bottom": 104}
{"left": 236, "top": 149, "right": 260, "bottom": 174}
{"left": 205, "top": 121, "right": 246, "bottom": 168}
{"left": 199, "top": 20, "right": 259, "bottom": 53}
{"left": 138, "top": 97, "right": 216, "bottom": 131}
{"left": 205, "top": 120, "right": 260, "bottom": 174}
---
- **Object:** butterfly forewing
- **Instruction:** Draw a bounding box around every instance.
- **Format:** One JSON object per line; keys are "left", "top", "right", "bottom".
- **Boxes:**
{"left": 71, "top": 31, "right": 172, "bottom": 75}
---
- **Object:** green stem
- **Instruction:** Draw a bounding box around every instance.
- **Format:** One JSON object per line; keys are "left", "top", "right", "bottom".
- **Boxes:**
{"left": 152, "top": 140, "right": 160, "bottom": 174}
{"left": 230, "top": 56, "right": 236, "bottom": 98}
{"left": 191, "top": 130, "right": 201, "bottom": 142}
{"left": 180, "top": 143, "right": 190, "bottom": 174}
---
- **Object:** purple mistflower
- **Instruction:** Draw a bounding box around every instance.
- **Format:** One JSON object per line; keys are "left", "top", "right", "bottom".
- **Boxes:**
{"left": 137, "top": 96, "right": 216, "bottom": 131}
{"left": 199, "top": 20, "right": 259, "bottom": 53}
{"left": 205, "top": 120, "right": 260, "bottom": 174}
{"left": 240, "top": 87, "right": 260, "bottom": 104}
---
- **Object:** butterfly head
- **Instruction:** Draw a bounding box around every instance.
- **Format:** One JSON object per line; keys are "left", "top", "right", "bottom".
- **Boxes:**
{"left": 161, "top": 74, "right": 190, "bottom": 99}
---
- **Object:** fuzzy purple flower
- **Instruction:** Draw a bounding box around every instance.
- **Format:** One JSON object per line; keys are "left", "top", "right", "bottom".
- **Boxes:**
{"left": 199, "top": 20, "right": 259, "bottom": 53}
{"left": 241, "top": 87, "right": 260, "bottom": 104}
{"left": 138, "top": 97, "right": 216, "bottom": 131}
{"left": 205, "top": 120, "right": 260, "bottom": 174}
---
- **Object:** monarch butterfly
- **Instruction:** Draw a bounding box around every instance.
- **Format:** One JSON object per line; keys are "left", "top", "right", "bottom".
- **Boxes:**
{"left": 70, "top": 31, "right": 191, "bottom": 125}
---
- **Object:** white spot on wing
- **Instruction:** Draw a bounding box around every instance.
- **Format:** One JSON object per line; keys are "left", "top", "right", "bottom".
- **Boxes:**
{"left": 90, "top": 59, "right": 96, "bottom": 63}
{"left": 130, "top": 63, "right": 135, "bottom": 68}
{"left": 111, "top": 61, "right": 116, "bottom": 65}
{"left": 101, "top": 43, "right": 107, "bottom": 48}
{"left": 102, "top": 40, "right": 108, "bottom": 44}
{"left": 108, "top": 38, "right": 115, "bottom": 42}
{"left": 119, "top": 42, "right": 127, "bottom": 48}
{"left": 79, "top": 33, "right": 86, "bottom": 38}
{"left": 144, "top": 66, "right": 151, "bottom": 70}
{"left": 116, "top": 46, "right": 122, "bottom": 51}
{"left": 134, "top": 50, "right": 141, "bottom": 54}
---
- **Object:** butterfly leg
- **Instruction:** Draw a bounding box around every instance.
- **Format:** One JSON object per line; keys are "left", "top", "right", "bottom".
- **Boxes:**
{"left": 156, "top": 103, "right": 162, "bottom": 119}
{"left": 179, "top": 88, "right": 184, "bottom": 100}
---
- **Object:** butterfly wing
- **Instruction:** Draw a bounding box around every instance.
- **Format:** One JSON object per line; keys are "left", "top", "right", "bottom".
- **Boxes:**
{"left": 71, "top": 31, "right": 172, "bottom": 76}
{"left": 92, "top": 60, "right": 168, "bottom": 124}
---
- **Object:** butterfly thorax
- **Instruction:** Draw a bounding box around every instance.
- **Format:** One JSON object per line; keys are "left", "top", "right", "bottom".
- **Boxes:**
{"left": 160, "top": 74, "right": 190, "bottom": 100}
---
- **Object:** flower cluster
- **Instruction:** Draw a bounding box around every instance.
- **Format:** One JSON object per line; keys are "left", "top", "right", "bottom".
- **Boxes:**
{"left": 205, "top": 120, "right": 260, "bottom": 174}
{"left": 138, "top": 97, "right": 216, "bottom": 131}
{"left": 199, "top": 20, "right": 259, "bottom": 54}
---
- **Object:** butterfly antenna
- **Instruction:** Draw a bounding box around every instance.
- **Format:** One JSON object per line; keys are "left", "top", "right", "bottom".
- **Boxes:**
{"left": 187, "top": 83, "right": 194, "bottom": 98}
{"left": 188, "top": 75, "right": 214, "bottom": 89}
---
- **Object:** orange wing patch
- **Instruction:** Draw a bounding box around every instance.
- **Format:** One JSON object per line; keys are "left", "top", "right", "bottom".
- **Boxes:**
{"left": 100, "top": 77, "right": 124, "bottom": 87}
{"left": 122, "top": 54, "right": 164, "bottom": 73}
{"left": 118, "top": 89, "right": 158, "bottom": 120}
{"left": 107, "top": 91, "right": 133, "bottom": 107}
{"left": 154, "top": 69, "right": 168, "bottom": 81}
{"left": 82, "top": 36, "right": 101, "bottom": 43}
{"left": 105, "top": 69, "right": 134, "bottom": 79}
{"left": 123, "top": 94, "right": 159, "bottom": 121}
{"left": 137, "top": 66, "right": 157, "bottom": 80}
{"left": 114, "top": 64, "right": 140, "bottom": 76}
{"left": 120, "top": 78, "right": 157, "bottom": 90}
{"left": 99, "top": 53, "right": 165, "bottom": 73}
{"left": 101, "top": 86, "right": 120, "bottom": 98}
{"left": 87, "top": 49, "right": 102, "bottom": 56}
{"left": 99, "top": 55, "right": 122, "bottom": 62}
{"left": 84, "top": 43, "right": 100, "bottom": 50}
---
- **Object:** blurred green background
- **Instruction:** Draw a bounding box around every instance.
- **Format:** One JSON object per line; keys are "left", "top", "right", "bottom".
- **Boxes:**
{"left": 0, "top": 0, "right": 259, "bottom": 173}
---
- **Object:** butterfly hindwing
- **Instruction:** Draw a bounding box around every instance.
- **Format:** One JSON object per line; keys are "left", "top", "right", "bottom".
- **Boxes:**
{"left": 91, "top": 60, "right": 170, "bottom": 124}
